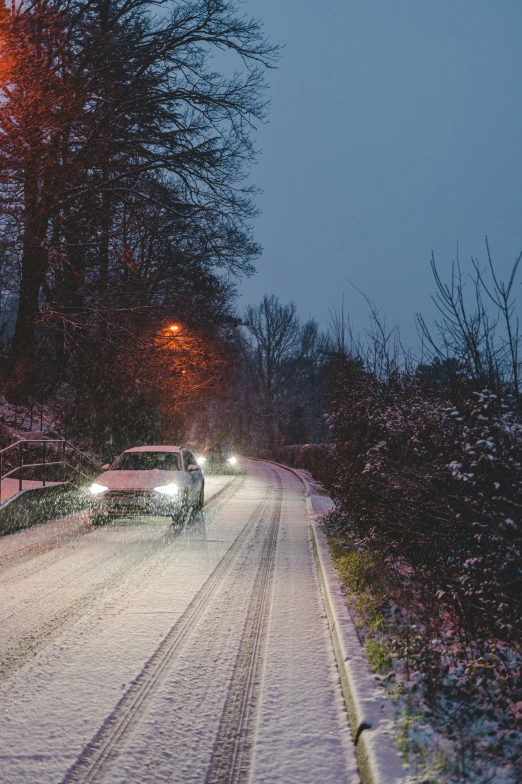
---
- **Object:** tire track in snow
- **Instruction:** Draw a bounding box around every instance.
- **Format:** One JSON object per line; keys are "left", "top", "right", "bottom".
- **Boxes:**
{"left": 0, "top": 475, "right": 245, "bottom": 683}
{"left": 0, "top": 513, "right": 93, "bottom": 576}
{"left": 205, "top": 473, "right": 282, "bottom": 784}
{"left": 60, "top": 477, "right": 274, "bottom": 784}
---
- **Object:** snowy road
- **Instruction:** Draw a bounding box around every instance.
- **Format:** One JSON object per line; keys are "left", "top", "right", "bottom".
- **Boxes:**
{"left": 0, "top": 460, "right": 359, "bottom": 783}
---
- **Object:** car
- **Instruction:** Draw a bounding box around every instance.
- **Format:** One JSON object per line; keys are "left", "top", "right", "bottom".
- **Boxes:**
{"left": 196, "top": 444, "right": 239, "bottom": 474}
{"left": 89, "top": 445, "right": 204, "bottom": 525}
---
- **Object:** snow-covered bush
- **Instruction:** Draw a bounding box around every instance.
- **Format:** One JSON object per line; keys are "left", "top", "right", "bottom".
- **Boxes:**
{"left": 328, "top": 364, "right": 522, "bottom": 780}
{"left": 331, "top": 369, "right": 521, "bottom": 643}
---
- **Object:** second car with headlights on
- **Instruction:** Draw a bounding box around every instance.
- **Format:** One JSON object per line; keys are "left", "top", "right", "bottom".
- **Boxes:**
{"left": 89, "top": 445, "right": 204, "bottom": 525}
{"left": 196, "top": 444, "right": 239, "bottom": 474}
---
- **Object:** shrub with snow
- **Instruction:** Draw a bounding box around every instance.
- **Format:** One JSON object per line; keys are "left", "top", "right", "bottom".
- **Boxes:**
{"left": 328, "top": 364, "right": 522, "bottom": 781}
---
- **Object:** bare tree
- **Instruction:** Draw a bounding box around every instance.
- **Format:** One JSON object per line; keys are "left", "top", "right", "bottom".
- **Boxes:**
{"left": 416, "top": 240, "right": 522, "bottom": 407}
{"left": 473, "top": 238, "right": 522, "bottom": 409}
{"left": 241, "top": 294, "right": 330, "bottom": 447}
{"left": 0, "top": 0, "right": 277, "bottom": 403}
{"left": 242, "top": 295, "right": 302, "bottom": 447}
{"left": 243, "top": 295, "right": 301, "bottom": 445}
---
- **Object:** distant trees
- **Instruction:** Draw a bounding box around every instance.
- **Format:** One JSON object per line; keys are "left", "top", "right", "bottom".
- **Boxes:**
{"left": 184, "top": 294, "right": 332, "bottom": 451}
{"left": 240, "top": 294, "right": 330, "bottom": 448}
{"left": 0, "top": 0, "right": 276, "bottom": 447}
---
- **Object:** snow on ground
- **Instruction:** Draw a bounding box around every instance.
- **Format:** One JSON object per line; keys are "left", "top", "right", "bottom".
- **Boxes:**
{"left": 250, "top": 468, "right": 357, "bottom": 784}
{"left": 0, "top": 463, "right": 359, "bottom": 783}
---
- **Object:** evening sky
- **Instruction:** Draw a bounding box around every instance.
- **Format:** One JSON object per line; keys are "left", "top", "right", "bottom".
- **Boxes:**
{"left": 237, "top": 0, "right": 522, "bottom": 346}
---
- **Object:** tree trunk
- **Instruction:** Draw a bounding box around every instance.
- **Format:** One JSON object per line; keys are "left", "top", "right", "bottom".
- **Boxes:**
{"left": 99, "top": 186, "right": 111, "bottom": 295}
{"left": 5, "top": 221, "right": 48, "bottom": 405}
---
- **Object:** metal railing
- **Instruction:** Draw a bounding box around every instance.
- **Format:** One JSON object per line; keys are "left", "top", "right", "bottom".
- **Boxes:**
{"left": 0, "top": 439, "right": 101, "bottom": 503}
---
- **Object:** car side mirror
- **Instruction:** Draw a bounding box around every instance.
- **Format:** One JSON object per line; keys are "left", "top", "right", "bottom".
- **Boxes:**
{"left": 187, "top": 464, "right": 199, "bottom": 472}
{"left": 102, "top": 464, "right": 110, "bottom": 471}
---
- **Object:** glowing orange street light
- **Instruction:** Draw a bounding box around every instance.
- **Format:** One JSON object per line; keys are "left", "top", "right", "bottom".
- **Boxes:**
{"left": 169, "top": 324, "right": 180, "bottom": 332}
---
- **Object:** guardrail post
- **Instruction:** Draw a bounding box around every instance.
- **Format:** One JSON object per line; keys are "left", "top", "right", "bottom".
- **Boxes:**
{"left": 19, "top": 441, "right": 23, "bottom": 492}
{"left": 43, "top": 441, "right": 47, "bottom": 487}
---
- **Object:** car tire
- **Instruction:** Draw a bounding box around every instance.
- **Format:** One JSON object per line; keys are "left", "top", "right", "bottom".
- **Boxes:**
{"left": 194, "top": 485, "right": 204, "bottom": 511}
{"left": 171, "top": 489, "right": 190, "bottom": 524}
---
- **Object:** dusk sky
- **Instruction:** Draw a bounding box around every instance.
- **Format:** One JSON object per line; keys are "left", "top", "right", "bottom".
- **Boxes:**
{"left": 238, "top": 0, "right": 522, "bottom": 346}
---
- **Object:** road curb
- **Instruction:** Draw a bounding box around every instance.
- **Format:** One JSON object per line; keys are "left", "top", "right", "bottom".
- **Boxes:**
{"left": 247, "top": 457, "right": 407, "bottom": 784}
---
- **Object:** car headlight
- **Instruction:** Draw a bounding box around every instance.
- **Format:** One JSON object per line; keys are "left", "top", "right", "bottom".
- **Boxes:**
{"left": 196, "top": 456, "right": 206, "bottom": 465}
{"left": 227, "top": 456, "right": 237, "bottom": 465}
{"left": 154, "top": 484, "right": 179, "bottom": 496}
{"left": 90, "top": 483, "right": 109, "bottom": 494}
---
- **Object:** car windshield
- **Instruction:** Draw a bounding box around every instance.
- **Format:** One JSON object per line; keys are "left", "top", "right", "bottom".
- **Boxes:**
{"left": 111, "top": 452, "right": 180, "bottom": 471}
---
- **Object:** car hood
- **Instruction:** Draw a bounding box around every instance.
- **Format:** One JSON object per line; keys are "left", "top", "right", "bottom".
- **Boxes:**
{"left": 94, "top": 470, "right": 184, "bottom": 491}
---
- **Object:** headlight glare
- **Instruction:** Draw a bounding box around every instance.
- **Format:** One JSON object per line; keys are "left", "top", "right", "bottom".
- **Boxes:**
{"left": 90, "top": 483, "right": 109, "bottom": 495}
{"left": 196, "top": 456, "right": 206, "bottom": 465}
{"left": 227, "top": 456, "right": 237, "bottom": 465}
{"left": 154, "top": 484, "right": 179, "bottom": 496}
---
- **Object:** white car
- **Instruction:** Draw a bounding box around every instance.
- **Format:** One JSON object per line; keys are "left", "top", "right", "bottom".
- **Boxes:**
{"left": 89, "top": 445, "right": 204, "bottom": 525}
